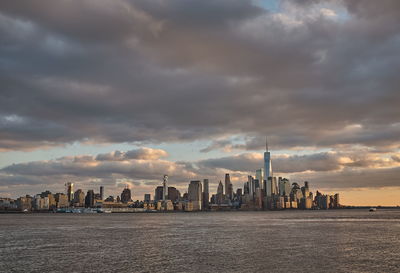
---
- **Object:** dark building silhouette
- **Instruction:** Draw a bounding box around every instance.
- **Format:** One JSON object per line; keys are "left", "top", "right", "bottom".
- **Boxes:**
{"left": 203, "top": 179, "right": 209, "bottom": 210}
{"left": 121, "top": 186, "right": 132, "bottom": 203}
{"left": 85, "top": 190, "right": 95, "bottom": 208}
{"left": 100, "top": 186, "right": 104, "bottom": 200}
{"left": 154, "top": 186, "right": 164, "bottom": 201}
{"left": 224, "top": 174, "right": 233, "bottom": 199}
{"left": 168, "top": 187, "right": 180, "bottom": 202}
{"left": 144, "top": 194, "right": 151, "bottom": 203}
{"left": 216, "top": 181, "right": 224, "bottom": 204}
{"left": 105, "top": 196, "right": 114, "bottom": 202}
{"left": 73, "top": 189, "right": 85, "bottom": 207}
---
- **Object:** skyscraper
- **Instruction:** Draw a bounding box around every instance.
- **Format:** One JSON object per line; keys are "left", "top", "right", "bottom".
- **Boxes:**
{"left": 244, "top": 181, "right": 249, "bottom": 195}
{"left": 217, "top": 181, "right": 224, "bottom": 204}
{"left": 266, "top": 177, "right": 273, "bottom": 197}
{"left": 188, "top": 180, "right": 202, "bottom": 210}
{"left": 256, "top": 169, "right": 264, "bottom": 190}
{"left": 279, "top": 177, "right": 291, "bottom": 196}
{"left": 264, "top": 137, "right": 273, "bottom": 198}
{"left": 203, "top": 179, "right": 209, "bottom": 210}
{"left": 154, "top": 186, "right": 163, "bottom": 201}
{"left": 84, "top": 190, "right": 95, "bottom": 208}
{"left": 100, "top": 186, "right": 104, "bottom": 200}
{"left": 333, "top": 193, "right": 340, "bottom": 208}
{"left": 73, "top": 189, "right": 85, "bottom": 207}
{"left": 248, "top": 175, "right": 254, "bottom": 197}
{"left": 168, "top": 187, "right": 180, "bottom": 202}
{"left": 66, "top": 182, "right": 74, "bottom": 203}
{"left": 163, "top": 175, "right": 168, "bottom": 201}
{"left": 224, "top": 174, "right": 230, "bottom": 197}
{"left": 277, "top": 178, "right": 291, "bottom": 197}
{"left": 121, "top": 186, "right": 132, "bottom": 203}
{"left": 272, "top": 177, "right": 278, "bottom": 195}
{"left": 301, "top": 181, "right": 310, "bottom": 198}
{"left": 217, "top": 181, "right": 224, "bottom": 195}
{"left": 264, "top": 137, "right": 272, "bottom": 181}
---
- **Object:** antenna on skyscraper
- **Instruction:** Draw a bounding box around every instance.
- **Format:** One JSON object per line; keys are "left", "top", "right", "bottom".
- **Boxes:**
{"left": 266, "top": 136, "right": 269, "bottom": 152}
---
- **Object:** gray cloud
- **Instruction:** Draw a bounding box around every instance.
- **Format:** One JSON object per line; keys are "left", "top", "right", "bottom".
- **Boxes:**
{"left": 1, "top": 151, "right": 188, "bottom": 181}
{"left": 392, "top": 155, "right": 400, "bottom": 162}
{"left": 95, "top": 148, "right": 168, "bottom": 161}
{"left": 0, "top": 0, "right": 399, "bottom": 152}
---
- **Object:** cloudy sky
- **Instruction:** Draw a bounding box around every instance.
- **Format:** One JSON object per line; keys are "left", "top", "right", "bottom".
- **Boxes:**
{"left": 1, "top": 0, "right": 399, "bottom": 205}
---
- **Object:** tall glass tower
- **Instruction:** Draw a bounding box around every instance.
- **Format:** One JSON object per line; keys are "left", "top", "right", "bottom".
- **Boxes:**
{"left": 264, "top": 137, "right": 273, "bottom": 196}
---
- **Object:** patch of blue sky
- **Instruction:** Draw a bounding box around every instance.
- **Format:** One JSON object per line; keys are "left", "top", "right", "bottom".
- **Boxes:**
{"left": 252, "top": 0, "right": 281, "bottom": 12}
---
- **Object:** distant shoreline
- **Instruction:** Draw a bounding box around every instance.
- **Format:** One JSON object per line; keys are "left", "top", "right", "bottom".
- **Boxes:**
{"left": 1, "top": 206, "right": 399, "bottom": 214}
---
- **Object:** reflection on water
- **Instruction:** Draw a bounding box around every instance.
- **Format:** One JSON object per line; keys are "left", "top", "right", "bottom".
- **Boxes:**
{"left": 1, "top": 209, "right": 399, "bottom": 273}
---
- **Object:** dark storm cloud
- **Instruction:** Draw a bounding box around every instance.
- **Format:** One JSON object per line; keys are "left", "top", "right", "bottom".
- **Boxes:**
{"left": 0, "top": 0, "right": 399, "bottom": 152}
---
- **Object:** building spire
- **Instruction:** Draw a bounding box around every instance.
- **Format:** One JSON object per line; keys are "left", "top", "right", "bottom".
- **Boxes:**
{"left": 266, "top": 136, "right": 269, "bottom": 152}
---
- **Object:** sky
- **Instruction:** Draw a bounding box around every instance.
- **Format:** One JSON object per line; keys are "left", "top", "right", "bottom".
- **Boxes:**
{"left": 0, "top": 0, "right": 399, "bottom": 206}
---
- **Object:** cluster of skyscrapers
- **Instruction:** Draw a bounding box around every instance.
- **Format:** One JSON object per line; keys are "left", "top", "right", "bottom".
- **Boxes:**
{"left": 140, "top": 140, "right": 340, "bottom": 211}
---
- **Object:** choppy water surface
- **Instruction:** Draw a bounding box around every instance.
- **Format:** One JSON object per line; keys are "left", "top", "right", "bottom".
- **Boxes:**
{"left": 1, "top": 209, "right": 400, "bottom": 273}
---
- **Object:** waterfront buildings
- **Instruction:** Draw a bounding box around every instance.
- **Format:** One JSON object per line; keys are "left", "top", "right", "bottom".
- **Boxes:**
{"left": 54, "top": 193, "right": 68, "bottom": 208}
{"left": 17, "top": 195, "right": 32, "bottom": 211}
{"left": 34, "top": 194, "right": 49, "bottom": 210}
{"left": 3, "top": 176, "right": 341, "bottom": 212}
{"left": 40, "top": 191, "right": 56, "bottom": 209}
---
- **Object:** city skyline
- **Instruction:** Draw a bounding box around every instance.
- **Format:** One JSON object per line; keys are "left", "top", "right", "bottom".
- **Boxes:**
{"left": 0, "top": 142, "right": 393, "bottom": 208}
{"left": 0, "top": 0, "right": 400, "bottom": 206}
{"left": 0, "top": 142, "right": 398, "bottom": 206}
{"left": 1, "top": 148, "right": 343, "bottom": 212}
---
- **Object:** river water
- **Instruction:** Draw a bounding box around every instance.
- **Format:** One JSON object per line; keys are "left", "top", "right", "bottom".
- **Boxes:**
{"left": 1, "top": 209, "right": 399, "bottom": 273}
